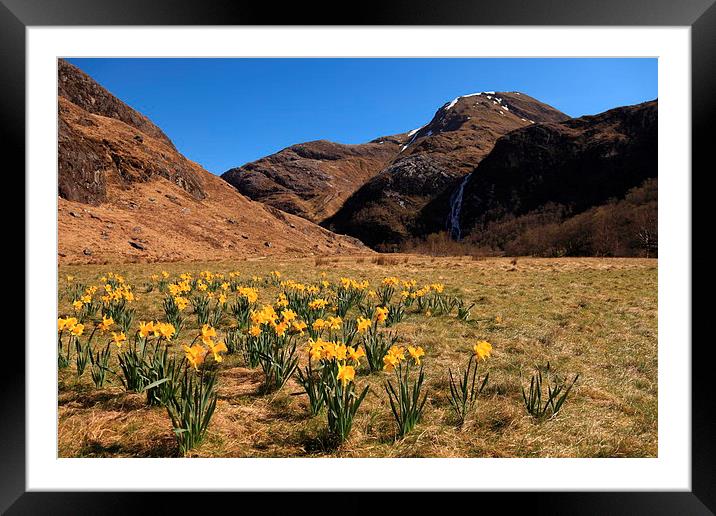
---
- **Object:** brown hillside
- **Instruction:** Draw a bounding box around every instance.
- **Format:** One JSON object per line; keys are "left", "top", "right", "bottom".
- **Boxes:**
{"left": 57, "top": 59, "right": 368, "bottom": 264}
{"left": 221, "top": 135, "right": 407, "bottom": 222}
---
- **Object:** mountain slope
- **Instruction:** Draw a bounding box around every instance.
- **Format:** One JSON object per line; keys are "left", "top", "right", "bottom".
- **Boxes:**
{"left": 423, "top": 100, "right": 658, "bottom": 256}
{"left": 57, "top": 59, "right": 367, "bottom": 264}
{"left": 221, "top": 135, "right": 406, "bottom": 222}
{"left": 323, "top": 92, "right": 569, "bottom": 248}
{"left": 457, "top": 100, "right": 657, "bottom": 231}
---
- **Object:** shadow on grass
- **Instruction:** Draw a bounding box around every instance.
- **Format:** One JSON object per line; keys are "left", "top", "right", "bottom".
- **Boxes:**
{"left": 59, "top": 387, "right": 146, "bottom": 412}
{"left": 297, "top": 428, "right": 342, "bottom": 455}
{"left": 78, "top": 435, "right": 179, "bottom": 458}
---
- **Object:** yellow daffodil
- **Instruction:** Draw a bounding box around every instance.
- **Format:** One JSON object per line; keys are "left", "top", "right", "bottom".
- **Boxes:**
{"left": 387, "top": 345, "right": 405, "bottom": 361}
{"left": 139, "top": 321, "right": 154, "bottom": 338}
{"left": 327, "top": 316, "right": 342, "bottom": 331}
{"left": 70, "top": 323, "right": 84, "bottom": 337}
{"left": 347, "top": 346, "right": 365, "bottom": 365}
{"left": 274, "top": 321, "right": 288, "bottom": 337}
{"left": 291, "top": 320, "right": 307, "bottom": 334}
{"left": 281, "top": 309, "right": 297, "bottom": 323}
{"left": 321, "top": 341, "right": 337, "bottom": 361}
{"left": 72, "top": 300, "right": 83, "bottom": 311}
{"left": 407, "top": 345, "right": 425, "bottom": 365}
{"left": 356, "top": 317, "right": 371, "bottom": 334}
{"left": 201, "top": 324, "right": 217, "bottom": 344}
{"left": 473, "top": 340, "right": 492, "bottom": 361}
{"left": 337, "top": 363, "right": 356, "bottom": 387}
{"left": 183, "top": 343, "right": 206, "bottom": 370}
{"left": 383, "top": 353, "right": 400, "bottom": 372}
{"left": 375, "top": 306, "right": 388, "bottom": 323}
{"left": 308, "top": 298, "right": 328, "bottom": 310}
{"left": 207, "top": 340, "right": 228, "bottom": 363}
{"left": 98, "top": 315, "right": 114, "bottom": 332}
{"left": 334, "top": 343, "right": 348, "bottom": 361}
{"left": 308, "top": 339, "right": 324, "bottom": 361}
{"left": 157, "top": 322, "right": 176, "bottom": 341}
{"left": 112, "top": 331, "right": 127, "bottom": 348}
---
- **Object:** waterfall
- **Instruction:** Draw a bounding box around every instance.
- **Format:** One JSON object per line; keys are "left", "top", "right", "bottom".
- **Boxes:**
{"left": 448, "top": 173, "right": 471, "bottom": 240}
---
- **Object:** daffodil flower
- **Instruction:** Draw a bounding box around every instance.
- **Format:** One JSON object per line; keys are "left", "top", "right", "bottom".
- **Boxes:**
{"left": 337, "top": 363, "right": 356, "bottom": 387}
{"left": 473, "top": 340, "right": 492, "bottom": 361}
{"left": 356, "top": 317, "right": 371, "bottom": 334}
{"left": 408, "top": 345, "right": 425, "bottom": 365}
{"left": 139, "top": 321, "right": 154, "bottom": 338}
{"left": 70, "top": 323, "right": 84, "bottom": 337}
{"left": 207, "top": 340, "right": 228, "bottom": 363}
{"left": 157, "top": 322, "right": 176, "bottom": 341}
{"left": 375, "top": 306, "right": 388, "bottom": 323}
{"left": 201, "top": 324, "right": 217, "bottom": 343}
{"left": 383, "top": 353, "right": 399, "bottom": 372}
{"left": 112, "top": 331, "right": 127, "bottom": 348}
{"left": 98, "top": 315, "right": 114, "bottom": 332}
{"left": 347, "top": 346, "right": 365, "bottom": 365}
{"left": 183, "top": 343, "right": 206, "bottom": 370}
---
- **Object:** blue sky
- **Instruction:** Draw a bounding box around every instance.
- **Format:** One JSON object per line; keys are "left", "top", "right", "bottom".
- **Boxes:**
{"left": 67, "top": 58, "right": 657, "bottom": 174}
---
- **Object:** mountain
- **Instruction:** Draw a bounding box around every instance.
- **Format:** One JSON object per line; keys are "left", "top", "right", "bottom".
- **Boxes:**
{"left": 322, "top": 92, "right": 569, "bottom": 249}
{"left": 422, "top": 100, "right": 658, "bottom": 256}
{"left": 221, "top": 135, "right": 407, "bottom": 222}
{"left": 57, "top": 59, "right": 367, "bottom": 264}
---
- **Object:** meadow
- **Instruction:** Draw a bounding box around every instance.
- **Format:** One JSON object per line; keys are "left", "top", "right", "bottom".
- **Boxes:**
{"left": 57, "top": 255, "right": 657, "bottom": 458}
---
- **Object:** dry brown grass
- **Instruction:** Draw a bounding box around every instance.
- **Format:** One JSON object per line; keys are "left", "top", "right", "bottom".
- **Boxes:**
{"left": 371, "top": 255, "right": 401, "bottom": 266}
{"left": 58, "top": 255, "right": 657, "bottom": 458}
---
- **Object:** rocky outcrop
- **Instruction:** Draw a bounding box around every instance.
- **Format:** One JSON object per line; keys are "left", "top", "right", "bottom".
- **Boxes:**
{"left": 58, "top": 60, "right": 206, "bottom": 205}
{"left": 58, "top": 59, "right": 173, "bottom": 146}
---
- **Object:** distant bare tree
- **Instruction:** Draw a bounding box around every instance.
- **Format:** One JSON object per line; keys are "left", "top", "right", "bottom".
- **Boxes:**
{"left": 636, "top": 228, "right": 657, "bottom": 258}
{"left": 635, "top": 212, "right": 658, "bottom": 258}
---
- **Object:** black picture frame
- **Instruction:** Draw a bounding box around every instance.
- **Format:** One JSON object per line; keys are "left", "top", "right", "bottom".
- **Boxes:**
{"left": 5, "top": 0, "right": 711, "bottom": 513}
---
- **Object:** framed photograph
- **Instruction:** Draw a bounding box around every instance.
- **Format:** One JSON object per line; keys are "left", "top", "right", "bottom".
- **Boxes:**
{"left": 7, "top": 0, "right": 711, "bottom": 512}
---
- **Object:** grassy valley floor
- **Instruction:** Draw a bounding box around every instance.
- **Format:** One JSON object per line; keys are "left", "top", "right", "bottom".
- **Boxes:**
{"left": 58, "top": 255, "right": 657, "bottom": 458}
